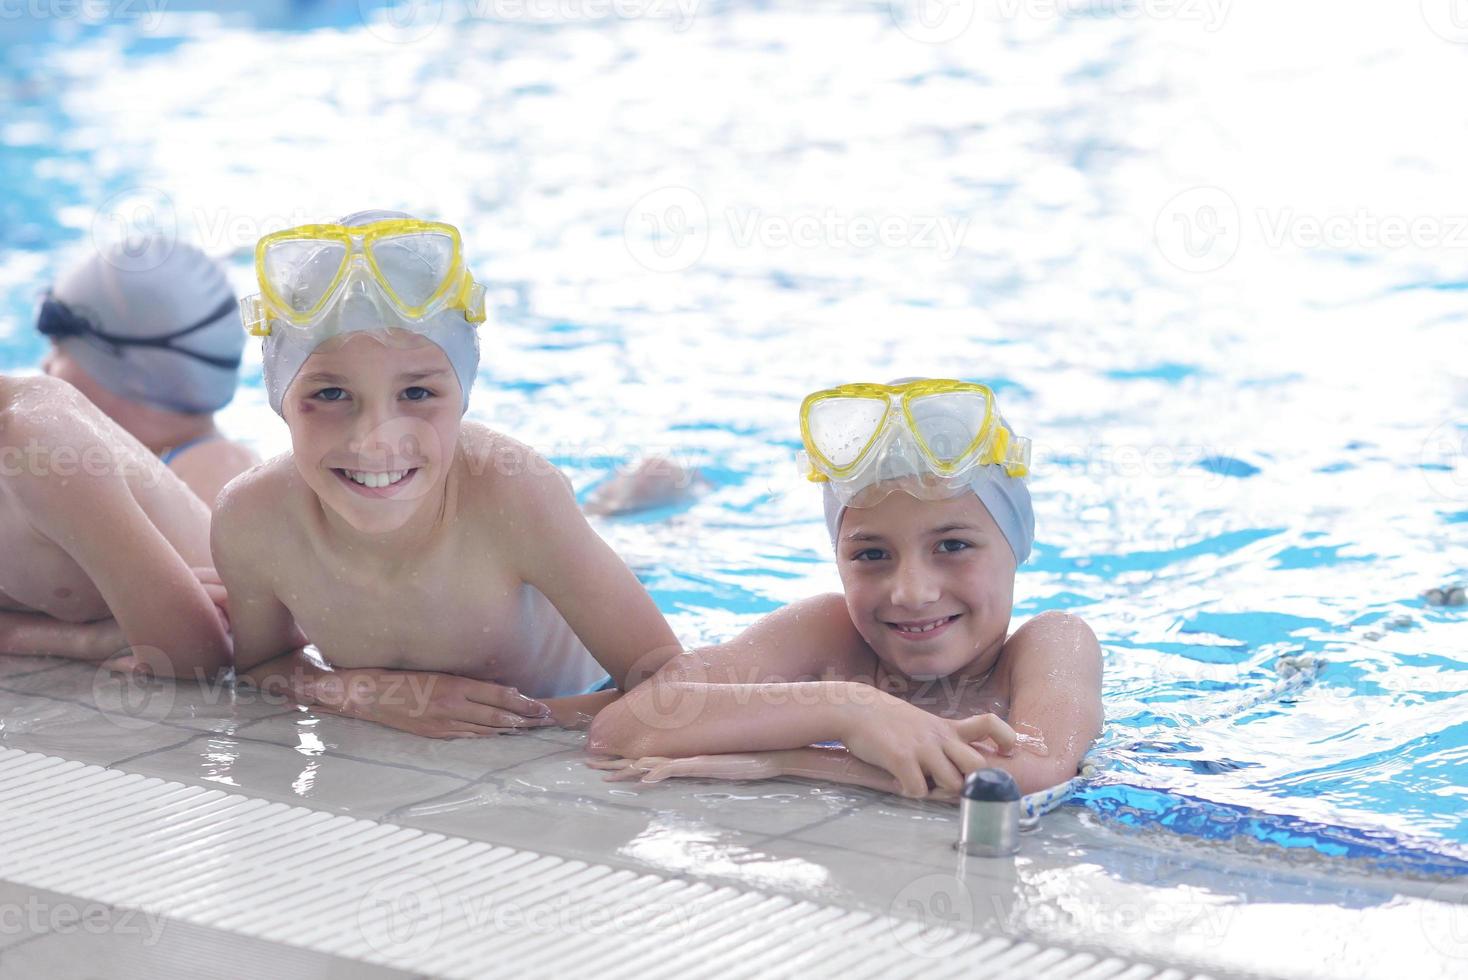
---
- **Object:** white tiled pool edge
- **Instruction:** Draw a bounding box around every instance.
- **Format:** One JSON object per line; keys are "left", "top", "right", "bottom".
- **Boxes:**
{"left": 0, "top": 748, "right": 1212, "bottom": 979}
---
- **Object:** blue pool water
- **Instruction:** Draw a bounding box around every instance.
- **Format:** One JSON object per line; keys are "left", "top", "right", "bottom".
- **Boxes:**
{"left": 1, "top": 1, "right": 1465, "bottom": 871}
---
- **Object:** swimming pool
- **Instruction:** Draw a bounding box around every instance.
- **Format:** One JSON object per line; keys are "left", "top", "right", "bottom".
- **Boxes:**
{"left": 2, "top": 0, "right": 1465, "bottom": 883}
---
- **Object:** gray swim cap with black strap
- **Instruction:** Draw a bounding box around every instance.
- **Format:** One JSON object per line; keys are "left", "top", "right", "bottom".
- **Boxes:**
{"left": 38, "top": 236, "right": 243, "bottom": 414}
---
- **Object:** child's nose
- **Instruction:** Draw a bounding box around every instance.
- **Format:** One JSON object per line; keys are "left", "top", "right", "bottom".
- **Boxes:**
{"left": 347, "top": 398, "right": 399, "bottom": 456}
{"left": 890, "top": 559, "right": 940, "bottom": 610}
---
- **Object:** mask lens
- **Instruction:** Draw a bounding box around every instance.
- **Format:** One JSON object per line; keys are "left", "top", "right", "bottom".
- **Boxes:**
{"left": 807, "top": 396, "right": 888, "bottom": 469}
{"left": 369, "top": 232, "right": 456, "bottom": 311}
{"left": 264, "top": 239, "right": 347, "bottom": 317}
{"left": 908, "top": 390, "right": 990, "bottom": 466}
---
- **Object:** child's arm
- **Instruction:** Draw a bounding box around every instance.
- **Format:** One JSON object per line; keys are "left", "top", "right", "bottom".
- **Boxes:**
{"left": 210, "top": 476, "right": 308, "bottom": 676}
{"left": 511, "top": 465, "right": 683, "bottom": 685}
{"left": 978, "top": 611, "right": 1103, "bottom": 794}
{"left": 10, "top": 430, "right": 229, "bottom": 678}
{"left": 0, "top": 611, "right": 126, "bottom": 661}
{"left": 592, "top": 745, "right": 911, "bottom": 796}
{"left": 586, "top": 595, "right": 1016, "bottom": 797}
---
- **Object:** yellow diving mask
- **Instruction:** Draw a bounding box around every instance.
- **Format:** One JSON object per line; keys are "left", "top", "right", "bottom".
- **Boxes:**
{"left": 798, "top": 378, "right": 1031, "bottom": 506}
{"left": 238, "top": 218, "right": 487, "bottom": 338}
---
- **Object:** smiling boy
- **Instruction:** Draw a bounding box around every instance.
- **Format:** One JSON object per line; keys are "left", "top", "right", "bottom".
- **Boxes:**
{"left": 588, "top": 379, "right": 1103, "bottom": 797}
{"left": 214, "top": 211, "right": 680, "bottom": 734}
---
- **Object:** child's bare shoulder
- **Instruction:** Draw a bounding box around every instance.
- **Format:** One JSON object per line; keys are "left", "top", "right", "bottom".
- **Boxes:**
{"left": 456, "top": 422, "right": 576, "bottom": 517}
{"left": 0, "top": 376, "right": 149, "bottom": 506}
{"left": 2, "top": 375, "right": 110, "bottom": 448}
{"left": 734, "top": 592, "right": 870, "bottom": 675}
{"left": 1002, "top": 610, "right": 1101, "bottom": 670}
{"left": 212, "top": 454, "right": 308, "bottom": 551}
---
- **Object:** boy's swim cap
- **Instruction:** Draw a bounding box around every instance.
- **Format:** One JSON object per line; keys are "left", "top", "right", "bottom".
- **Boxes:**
{"left": 259, "top": 209, "right": 481, "bottom": 415}
{"left": 821, "top": 377, "right": 1035, "bottom": 565}
{"left": 38, "top": 237, "right": 243, "bottom": 414}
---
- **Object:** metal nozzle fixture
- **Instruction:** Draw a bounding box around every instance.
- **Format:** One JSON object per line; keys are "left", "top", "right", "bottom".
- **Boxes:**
{"left": 956, "top": 769, "right": 1021, "bottom": 857}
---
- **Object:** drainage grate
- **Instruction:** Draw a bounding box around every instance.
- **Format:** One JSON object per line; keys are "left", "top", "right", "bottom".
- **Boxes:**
{"left": 0, "top": 749, "right": 1200, "bottom": 979}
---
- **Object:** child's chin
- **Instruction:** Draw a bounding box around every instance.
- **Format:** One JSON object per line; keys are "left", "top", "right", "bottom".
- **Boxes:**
{"left": 875, "top": 644, "right": 964, "bottom": 682}
{"left": 327, "top": 491, "right": 415, "bottom": 532}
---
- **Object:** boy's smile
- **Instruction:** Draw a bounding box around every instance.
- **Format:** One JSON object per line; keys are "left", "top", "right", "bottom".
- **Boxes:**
{"left": 836, "top": 490, "right": 1016, "bottom": 682}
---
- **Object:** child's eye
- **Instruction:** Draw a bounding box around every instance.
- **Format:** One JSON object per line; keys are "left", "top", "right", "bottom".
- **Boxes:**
{"left": 851, "top": 548, "right": 887, "bottom": 562}
{"left": 936, "top": 539, "right": 971, "bottom": 554}
{"left": 402, "top": 386, "right": 435, "bottom": 401}
{"left": 313, "top": 387, "right": 348, "bottom": 402}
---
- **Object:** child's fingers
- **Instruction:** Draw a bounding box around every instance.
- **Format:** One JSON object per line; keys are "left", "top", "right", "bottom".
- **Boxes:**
{"left": 919, "top": 746, "right": 964, "bottom": 794}
{"left": 101, "top": 652, "right": 139, "bottom": 675}
{"left": 460, "top": 680, "right": 552, "bottom": 718}
{"left": 454, "top": 700, "right": 556, "bottom": 729}
{"left": 585, "top": 757, "right": 634, "bottom": 771}
{"left": 892, "top": 759, "right": 928, "bottom": 798}
{"left": 602, "top": 769, "right": 647, "bottom": 782}
{"left": 640, "top": 758, "right": 700, "bottom": 782}
{"left": 598, "top": 757, "right": 668, "bottom": 783}
{"left": 441, "top": 723, "right": 502, "bottom": 738}
{"left": 941, "top": 738, "right": 987, "bottom": 776}
{"left": 954, "top": 714, "right": 1017, "bottom": 755}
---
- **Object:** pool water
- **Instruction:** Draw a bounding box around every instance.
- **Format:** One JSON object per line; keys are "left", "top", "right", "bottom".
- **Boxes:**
{"left": 1, "top": 0, "right": 1464, "bottom": 871}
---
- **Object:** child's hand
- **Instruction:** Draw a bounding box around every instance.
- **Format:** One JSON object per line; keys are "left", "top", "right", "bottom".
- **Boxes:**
{"left": 588, "top": 752, "right": 784, "bottom": 783}
{"left": 311, "top": 669, "right": 557, "bottom": 738}
{"left": 191, "top": 566, "right": 231, "bottom": 632}
{"left": 837, "top": 694, "right": 1017, "bottom": 798}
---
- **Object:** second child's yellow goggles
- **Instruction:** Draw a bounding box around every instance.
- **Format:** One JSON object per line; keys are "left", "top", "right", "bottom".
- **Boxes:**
{"left": 239, "top": 219, "right": 487, "bottom": 337}
{"left": 798, "top": 379, "right": 1031, "bottom": 504}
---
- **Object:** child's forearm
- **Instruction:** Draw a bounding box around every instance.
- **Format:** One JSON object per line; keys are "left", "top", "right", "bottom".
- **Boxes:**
{"left": 769, "top": 746, "right": 906, "bottom": 794}
{"left": 587, "top": 680, "right": 873, "bottom": 759}
{"left": 236, "top": 646, "right": 333, "bottom": 706}
{"left": 542, "top": 689, "right": 622, "bottom": 730}
{"left": 0, "top": 610, "right": 116, "bottom": 661}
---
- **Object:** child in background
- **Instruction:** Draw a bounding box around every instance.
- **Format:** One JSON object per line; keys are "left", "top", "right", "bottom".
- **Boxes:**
{"left": 38, "top": 236, "right": 259, "bottom": 508}
{"left": 214, "top": 211, "right": 680, "bottom": 735}
{"left": 588, "top": 379, "right": 1102, "bottom": 797}
{"left": 0, "top": 374, "right": 230, "bottom": 676}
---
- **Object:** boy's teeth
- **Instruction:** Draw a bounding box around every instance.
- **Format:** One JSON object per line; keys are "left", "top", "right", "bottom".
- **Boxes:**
{"left": 345, "top": 469, "right": 408, "bottom": 488}
{"left": 896, "top": 617, "right": 951, "bottom": 634}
